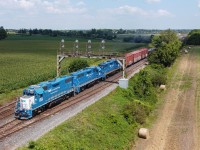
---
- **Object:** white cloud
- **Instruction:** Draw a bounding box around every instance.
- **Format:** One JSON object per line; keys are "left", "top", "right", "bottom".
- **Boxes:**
{"left": 146, "top": 0, "right": 161, "bottom": 3}
{"left": 46, "top": 6, "right": 63, "bottom": 14}
{"left": 18, "top": 0, "right": 35, "bottom": 9}
{"left": 156, "top": 9, "right": 173, "bottom": 17}
{"left": 104, "top": 5, "right": 148, "bottom": 16}
{"left": 116, "top": 5, "right": 147, "bottom": 16}
{"left": 0, "top": 0, "right": 87, "bottom": 14}
{"left": 198, "top": 0, "right": 200, "bottom": 8}
{"left": 105, "top": 5, "right": 173, "bottom": 18}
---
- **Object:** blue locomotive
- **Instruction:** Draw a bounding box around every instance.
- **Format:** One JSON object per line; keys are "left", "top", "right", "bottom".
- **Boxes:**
{"left": 98, "top": 59, "right": 121, "bottom": 77}
{"left": 15, "top": 75, "right": 74, "bottom": 119}
{"left": 15, "top": 60, "right": 121, "bottom": 119}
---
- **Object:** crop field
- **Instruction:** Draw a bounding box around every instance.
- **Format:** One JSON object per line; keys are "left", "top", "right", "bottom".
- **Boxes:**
{"left": 0, "top": 35, "right": 147, "bottom": 105}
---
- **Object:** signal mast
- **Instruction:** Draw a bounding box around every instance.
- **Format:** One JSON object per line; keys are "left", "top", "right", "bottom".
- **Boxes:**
{"left": 56, "top": 39, "right": 127, "bottom": 88}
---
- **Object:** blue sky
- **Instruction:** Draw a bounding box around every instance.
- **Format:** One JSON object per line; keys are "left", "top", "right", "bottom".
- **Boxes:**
{"left": 0, "top": 0, "right": 200, "bottom": 29}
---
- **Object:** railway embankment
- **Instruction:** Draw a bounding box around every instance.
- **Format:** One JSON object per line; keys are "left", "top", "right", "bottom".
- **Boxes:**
{"left": 17, "top": 59, "right": 169, "bottom": 150}
{"left": 0, "top": 60, "right": 145, "bottom": 149}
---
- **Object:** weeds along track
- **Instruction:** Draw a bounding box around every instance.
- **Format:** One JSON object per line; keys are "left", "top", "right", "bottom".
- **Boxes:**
{"left": 0, "top": 59, "right": 146, "bottom": 140}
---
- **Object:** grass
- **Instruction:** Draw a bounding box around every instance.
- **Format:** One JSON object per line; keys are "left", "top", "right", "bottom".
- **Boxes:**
{"left": 16, "top": 44, "right": 200, "bottom": 149}
{"left": 19, "top": 88, "right": 142, "bottom": 150}
{"left": 18, "top": 46, "right": 195, "bottom": 150}
{"left": 193, "top": 46, "right": 200, "bottom": 131}
{"left": 186, "top": 46, "right": 200, "bottom": 144}
{"left": 19, "top": 64, "right": 176, "bottom": 150}
{"left": 23, "top": 90, "right": 142, "bottom": 149}
{"left": 0, "top": 35, "right": 147, "bottom": 105}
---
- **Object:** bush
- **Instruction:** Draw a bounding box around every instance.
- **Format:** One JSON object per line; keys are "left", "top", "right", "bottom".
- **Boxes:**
{"left": 186, "top": 29, "right": 200, "bottom": 45}
{"left": 68, "top": 59, "right": 89, "bottom": 73}
{"left": 122, "top": 101, "right": 151, "bottom": 124}
{"left": 117, "top": 88, "right": 135, "bottom": 101}
{"left": 28, "top": 141, "right": 36, "bottom": 149}
{"left": 151, "top": 72, "right": 167, "bottom": 87}
{"left": 132, "top": 70, "right": 154, "bottom": 99}
{"left": 149, "top": 64, "right": 167, "bottom": 86}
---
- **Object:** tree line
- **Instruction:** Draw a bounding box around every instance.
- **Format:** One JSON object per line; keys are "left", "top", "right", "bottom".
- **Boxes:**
{"left": 18, "top": 28, "right": 117, "bottom": 40}
{"left": 123, "top": 35, "right": 153, "bottom": 43}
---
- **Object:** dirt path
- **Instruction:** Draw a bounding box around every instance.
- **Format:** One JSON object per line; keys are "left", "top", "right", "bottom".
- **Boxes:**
{"left": 134, "top": 50, "right": 200, "bottom": 150}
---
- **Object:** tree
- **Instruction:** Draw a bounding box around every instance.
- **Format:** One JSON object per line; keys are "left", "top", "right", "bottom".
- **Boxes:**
{"left": 132, "top": 70, "right": 157, "bottom": 104}
{"left": 185, "top": 29, "right": 200, "bottom": 45}
{"left": 68, "top": 59, "right": 89, "bottom": 73}
{"left": 133, "top": 70, "right": 153, "bottom": 98}
{"left": 148, "top": 29, "right": 182, "bottom": 67}
{"left": 0, "top": 26, "right": 7, "bottom": 40}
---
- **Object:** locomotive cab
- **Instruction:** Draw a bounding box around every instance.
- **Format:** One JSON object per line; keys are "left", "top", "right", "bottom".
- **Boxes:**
{"left": 15, "top": 86, "right": 37, "bottom": 119}
{"left": 15, "top": 95, "right": 35, "bottom": 119}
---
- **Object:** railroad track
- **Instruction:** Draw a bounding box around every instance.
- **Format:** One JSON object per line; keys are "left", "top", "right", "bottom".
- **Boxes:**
{"left": 0, "top": 59, "right": 146, "bottom": 140}
{"left": 0, "top": 101, "right": 16, "bottom": 120}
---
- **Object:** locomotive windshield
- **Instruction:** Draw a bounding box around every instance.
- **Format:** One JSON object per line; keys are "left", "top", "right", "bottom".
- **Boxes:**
{"left": 23, "top": 89, "right": 34, "bottom": 96}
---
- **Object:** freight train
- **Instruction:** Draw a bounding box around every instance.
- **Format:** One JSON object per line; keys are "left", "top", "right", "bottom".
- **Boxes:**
{"left": 14, "top": 48, "right": 148, "bottom": 119}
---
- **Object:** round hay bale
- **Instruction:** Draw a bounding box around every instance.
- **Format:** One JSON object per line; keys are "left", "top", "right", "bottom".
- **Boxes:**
{"left": 138, "top": 128, "right": 149, "bottom": 139}
{"left": 160, "top": 85, "right": 166, "bottom": 90}
{"left": 184, "top": 49, "right": 188, "bottom": 54}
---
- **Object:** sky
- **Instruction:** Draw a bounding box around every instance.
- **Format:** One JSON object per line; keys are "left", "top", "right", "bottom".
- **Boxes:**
{"left": 0, "top": 0, "right": 200, "bottom": 30}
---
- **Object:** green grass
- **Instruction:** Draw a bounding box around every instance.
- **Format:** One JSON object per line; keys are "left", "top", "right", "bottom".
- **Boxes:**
{"left": 18, "top": 46, "right": 192, "bottom": 150}
{"left": 193, "top": 46, "right": 200, "bottom": 113}
{"left": 0, "top": 35, "right": 147, "bottom": 105}
{"left": 19, "top": 88, "right": 145, "bottom": 150}
{"left": 19, "top": 66, "right": 166, "bottom": 150}
{"left": 35, "top": 89, "right": 137, "bottom": 150}
{"left": 17, "top": 46, "right": 200, "bottom": 150}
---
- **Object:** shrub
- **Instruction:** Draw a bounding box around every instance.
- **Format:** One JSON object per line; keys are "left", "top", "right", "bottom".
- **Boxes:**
{"left": 144, "top": 64, "right": 167, "bottom": 87}
{"left": 68, "top": 59, "right": 89, "bottom": 73}
{"left": 151, "top": 72, "right": 167, "bottom": 87}
{"left": 28, "top": 141, "right": 36, "bottom": 149}
{"left": 122, "top": 101, "right": 151, "bottom": 124}
{"left": 132, "top": 70, "right": 153, "bottom": 99}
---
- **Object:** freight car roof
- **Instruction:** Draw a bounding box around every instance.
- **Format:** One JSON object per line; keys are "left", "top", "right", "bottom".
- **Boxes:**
{"left": 125, "top": 48, "right": 148, "bottom": 56}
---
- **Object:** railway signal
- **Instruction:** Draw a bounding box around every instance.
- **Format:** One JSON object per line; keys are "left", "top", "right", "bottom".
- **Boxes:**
{"left": 56, "top": 39, "right": 129, "bottom": 83}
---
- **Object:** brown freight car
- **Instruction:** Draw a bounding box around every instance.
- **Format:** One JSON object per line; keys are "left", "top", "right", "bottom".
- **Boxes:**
{"left": 125, "top": 48, "right": 148, "bottom": 67}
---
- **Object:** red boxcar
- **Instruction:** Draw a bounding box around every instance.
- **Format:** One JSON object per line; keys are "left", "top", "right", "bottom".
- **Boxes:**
{"left": 125, "top": 48, "right": 148, "bottom": 67}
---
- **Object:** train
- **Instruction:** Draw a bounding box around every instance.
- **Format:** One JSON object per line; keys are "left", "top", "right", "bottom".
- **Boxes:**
{"left": 14, "top": 48, "right": 148, "bottom": 119}
{"left": 125, "top": 48, "right": 148, "bottom": 67}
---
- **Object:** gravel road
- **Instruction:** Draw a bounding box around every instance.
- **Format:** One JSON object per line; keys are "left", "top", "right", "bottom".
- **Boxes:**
{"left": 134, "top": 51, "right": 200, "bottom": 150}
